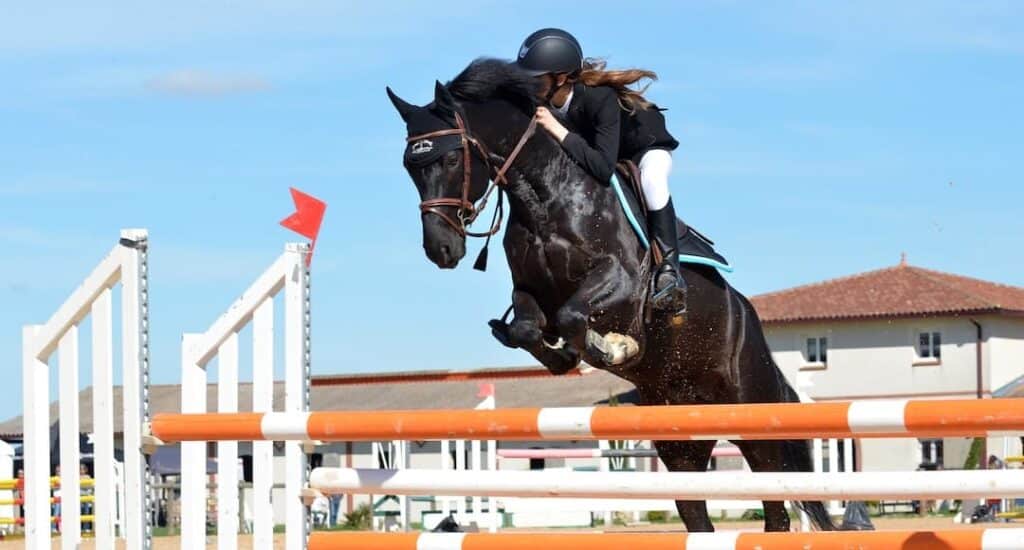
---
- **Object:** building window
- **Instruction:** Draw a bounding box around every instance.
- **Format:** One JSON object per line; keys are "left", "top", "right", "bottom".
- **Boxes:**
{"left": 917, "top": 331, "right": 942, "bottom": 360}
{"left": 529, "top": 457, "right": 545, "bottom": 471}
{"left": 919, "top": 439, "right": 944, "bottom": 469}
{"left": 805, "top": 336, "right": 828, "bottom": 364}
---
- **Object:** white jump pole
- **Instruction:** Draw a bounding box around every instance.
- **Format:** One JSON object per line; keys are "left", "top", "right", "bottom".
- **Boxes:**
{"left": 472, "top": 386, "right": 495, "bottom": 531}
{"left": 311, "top": 468, "right": 1024, "bottom": 501}
{"left": 440, "top": 439, "right": 450, "bottom": 518}
{"left": 252, "top": 298, "right": 274, "bottom": 549}
{"left": 599, "top": 443, "right": 611, "bottom": 527}
{"left": 455, "top": 439, "right": 466, "bottom": 519}
{"left": 827, "top": 438, "right": 840, "bottom": 514}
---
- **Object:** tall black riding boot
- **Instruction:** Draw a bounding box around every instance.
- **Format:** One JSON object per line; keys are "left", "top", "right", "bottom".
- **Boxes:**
{"left": 648, "top": 199, "right": 687, "bottom": 313}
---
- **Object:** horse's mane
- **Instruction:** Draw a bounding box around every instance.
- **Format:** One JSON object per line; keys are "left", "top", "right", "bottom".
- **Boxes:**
{"left": 446, "top": 58, "right": 540, "bottom": 113}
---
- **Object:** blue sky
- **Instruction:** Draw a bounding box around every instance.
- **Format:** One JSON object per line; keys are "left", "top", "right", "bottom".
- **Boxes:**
{"left": 2, "top": 2, "right": 1022, "bottom": 420}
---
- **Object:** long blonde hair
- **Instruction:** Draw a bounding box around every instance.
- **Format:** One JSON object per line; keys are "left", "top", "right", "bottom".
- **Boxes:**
{"left": 574, "top": 58, "right": 657, "bottom": 113}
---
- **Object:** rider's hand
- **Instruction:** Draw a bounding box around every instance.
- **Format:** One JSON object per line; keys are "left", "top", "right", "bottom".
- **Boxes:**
{"left": 536, "top": 107, "right": 569, "bottom": 143}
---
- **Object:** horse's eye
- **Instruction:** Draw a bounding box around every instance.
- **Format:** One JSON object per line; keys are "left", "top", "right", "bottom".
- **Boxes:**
{"left": 445, "top": 151, "right": 460, "bottom": 167}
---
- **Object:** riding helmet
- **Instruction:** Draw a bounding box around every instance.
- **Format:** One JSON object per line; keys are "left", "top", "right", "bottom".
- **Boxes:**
{"left": 515, "top": 28, "right": 583, "bottom": 76}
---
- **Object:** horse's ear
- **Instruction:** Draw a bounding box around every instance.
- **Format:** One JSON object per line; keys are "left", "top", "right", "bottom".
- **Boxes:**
{"left": 434, "top": 80, "right": 457, "bottom": 117}
{"left": 386, "top": 86, "right": 417, "bottom": 122}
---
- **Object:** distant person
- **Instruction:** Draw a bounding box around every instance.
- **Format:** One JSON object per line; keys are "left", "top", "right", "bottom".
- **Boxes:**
{"left": 311, "top": 495, "right": 329, "bottom": 527}
{"left": 52, "top": 465, "right": 60, "bottom": 533}
{"left": 15, "top": 469, "right": 24, "bottom": 523}
{"left": 987, "top": 456, "right": 1004, "bottom": 514}
{"left": 80, "top": 464, "right": 93, "bottom": 533}
{"left": 328, "top": 495, "right": 342, "bottom": 527}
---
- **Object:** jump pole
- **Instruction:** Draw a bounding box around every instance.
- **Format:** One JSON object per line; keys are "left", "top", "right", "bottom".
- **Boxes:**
{"left": 309, "top": 467, "right": 1024, "bottom": 501}
{"left": 495, "top": 447, "right": 743, "bottom": 459}
{"left": 150, "top": 397, "right": 1024, "bottom": 442}
{"left": 308, "top": 530, "right": 1024, "bottom": 550}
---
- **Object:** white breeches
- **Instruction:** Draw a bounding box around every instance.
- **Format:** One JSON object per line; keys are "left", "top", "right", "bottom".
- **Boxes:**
{"left": 638, "top": 149, "right": 673, "bottom": 211}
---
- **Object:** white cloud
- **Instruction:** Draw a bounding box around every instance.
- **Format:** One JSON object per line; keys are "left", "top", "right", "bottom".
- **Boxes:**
{"left": 145, "top": 70, "right": 270, "bottom": 97}
{"left": 0, "top": 179, "right": 126, "bottom": 197}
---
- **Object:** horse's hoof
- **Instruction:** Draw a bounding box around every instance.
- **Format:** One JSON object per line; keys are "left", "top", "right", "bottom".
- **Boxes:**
{"left": 585, "top": 330, "right": 639, "bottom": 366}
{"left": 488, "top": 319, "right": 516, "bottom": 349}
{"left": 546, "top": 351, "right": 581, "bottom": 375}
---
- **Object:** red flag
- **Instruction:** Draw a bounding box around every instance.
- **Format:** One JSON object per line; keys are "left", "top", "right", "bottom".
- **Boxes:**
{"left": 477, "top": 383, "right": 495, "bottom": 398}
{"left": 280, "top": 187, "right": 326, "bottom": 266}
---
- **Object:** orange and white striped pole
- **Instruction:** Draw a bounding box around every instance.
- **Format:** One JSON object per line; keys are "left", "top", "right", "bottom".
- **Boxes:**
{"left": 308, "top": 529, "right": 1024, "bottom": 550}
{"left": 150, "top": 397, "right": 1024, "bottom": 442}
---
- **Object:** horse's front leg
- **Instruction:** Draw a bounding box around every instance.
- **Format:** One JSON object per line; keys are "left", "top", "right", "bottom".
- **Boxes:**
{"left": 490, "top": 288, "right": 580, "bottom": 374}
{"left": 555, "top": 256, "right": 641, "bottom": 367}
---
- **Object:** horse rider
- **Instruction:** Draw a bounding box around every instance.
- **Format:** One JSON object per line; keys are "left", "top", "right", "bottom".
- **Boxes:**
{"left": 515, "top": 28, "right": 728, "bottom": 313}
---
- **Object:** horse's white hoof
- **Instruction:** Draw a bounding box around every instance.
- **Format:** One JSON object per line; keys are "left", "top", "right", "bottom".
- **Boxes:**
{"left": 586, "top": 330, "right": 640, "bottom": 366}
{"left": 604, "top": 332, "right": 640, "bottom": 364}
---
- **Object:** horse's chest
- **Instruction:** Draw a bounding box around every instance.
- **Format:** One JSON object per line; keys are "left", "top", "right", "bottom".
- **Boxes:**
{"left": 506, "top": 230, "right": 591, "bottom": 293}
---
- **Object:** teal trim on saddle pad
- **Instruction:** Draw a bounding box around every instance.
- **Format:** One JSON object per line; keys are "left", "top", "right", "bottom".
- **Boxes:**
{"left": 609, "top": 173, "right": 650, "bottom": 248}
{"left": 609, "top": 174, "right": 734, "bottom": 273}
{"left": 679, "top": 254, "right": 734, "bottom": 272}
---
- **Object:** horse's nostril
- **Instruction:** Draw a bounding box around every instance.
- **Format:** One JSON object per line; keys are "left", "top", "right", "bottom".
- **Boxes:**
{"left": 441, "top": 245, "right": 451, "bottom": 260}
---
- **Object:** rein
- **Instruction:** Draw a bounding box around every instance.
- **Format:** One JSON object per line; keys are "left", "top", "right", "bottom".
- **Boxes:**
{"left": 406, "top": 111, "right": 538, "bottom": 238}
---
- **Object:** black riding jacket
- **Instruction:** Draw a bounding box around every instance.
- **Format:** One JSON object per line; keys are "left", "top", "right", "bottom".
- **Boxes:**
{"left": 558, "top": 82, "right": 679, "bottom": 182}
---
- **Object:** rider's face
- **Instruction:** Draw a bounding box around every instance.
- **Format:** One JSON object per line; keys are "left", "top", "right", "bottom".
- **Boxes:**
{"left": 537, "top": 73, "right": 570, "bottom": 104}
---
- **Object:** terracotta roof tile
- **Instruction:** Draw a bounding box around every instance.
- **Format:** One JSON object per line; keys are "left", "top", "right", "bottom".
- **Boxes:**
{"left": 750, "top": 264, "right": 1024, "bottom": 324}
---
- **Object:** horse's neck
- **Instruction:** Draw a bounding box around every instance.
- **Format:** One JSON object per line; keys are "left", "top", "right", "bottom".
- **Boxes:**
{"left": 466, "top": 100, "right": 596, "bottom": 239}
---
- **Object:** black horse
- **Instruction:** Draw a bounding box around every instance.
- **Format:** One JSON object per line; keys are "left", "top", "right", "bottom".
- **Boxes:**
{"left": 387, "top": 59, "right": 836, "bottom": 532}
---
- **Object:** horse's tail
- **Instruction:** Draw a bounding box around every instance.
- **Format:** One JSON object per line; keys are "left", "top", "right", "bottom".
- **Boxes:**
{"left": 781, "top": 438, "right": 840, "bottom": 531}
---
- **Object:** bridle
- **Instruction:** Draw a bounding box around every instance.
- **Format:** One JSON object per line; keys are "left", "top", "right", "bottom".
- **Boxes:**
{"left": 406, "top": 111, "right": 538, "bottom": 238}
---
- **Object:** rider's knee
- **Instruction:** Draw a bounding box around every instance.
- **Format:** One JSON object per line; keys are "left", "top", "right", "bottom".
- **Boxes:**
{"left": 638, "top": 149, "right": 673, "bottom": 210}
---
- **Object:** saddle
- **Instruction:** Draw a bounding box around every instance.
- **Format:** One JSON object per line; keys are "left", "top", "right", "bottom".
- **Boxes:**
{"left": 612, "top": 161, "right": 732, "bottom": 272}
{"left": 489, "top": 161, "right": 730, "bottom": 350}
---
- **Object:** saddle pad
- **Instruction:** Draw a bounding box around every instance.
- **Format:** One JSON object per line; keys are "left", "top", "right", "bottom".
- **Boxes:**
{"left": 609, "top": 173, "right": 734, "bottom": 273}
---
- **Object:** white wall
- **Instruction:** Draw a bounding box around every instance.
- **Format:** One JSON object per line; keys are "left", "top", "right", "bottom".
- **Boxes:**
{"left": 988, "top": 317, "right": 1024, "bottom": 392}
{"left": 761, "top": 314, "right": 1024, "bottom": 473}
{"left": 764, "top": 317, "right": 990, "bottom": 400}
{"left": 858, "top": 438, "right": 921, "bottom": 472}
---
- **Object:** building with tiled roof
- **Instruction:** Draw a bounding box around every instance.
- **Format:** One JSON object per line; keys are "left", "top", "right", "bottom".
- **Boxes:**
{"left": 750, "top": 260, "right": 1024, "bottom": 474}
{"left": 751, "top": 260, "right": 1024, "bottom": 324}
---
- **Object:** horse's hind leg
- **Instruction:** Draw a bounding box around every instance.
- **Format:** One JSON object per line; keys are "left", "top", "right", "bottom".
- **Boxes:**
{"left": 653, "top": 440, "right": 716, "bottom": 532}
{"left": 735, "top": 440, "right": 792, "bottom": 532}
